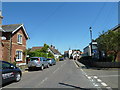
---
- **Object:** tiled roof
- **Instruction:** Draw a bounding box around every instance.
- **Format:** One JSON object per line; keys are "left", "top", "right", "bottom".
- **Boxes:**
{"left": 111, "top": 24, "right": 120, "bottom": 31}
{"left": 2, "top": 24, "right": 29, "bottom": 39}
{"left": 49, "top": 46, "right": 61, "bottom": 55}
{"left": 30, "top": 46, "right": 43, "bottom": 52}
{"left": 2, "top": 24, "right": 22, "bottom": 32}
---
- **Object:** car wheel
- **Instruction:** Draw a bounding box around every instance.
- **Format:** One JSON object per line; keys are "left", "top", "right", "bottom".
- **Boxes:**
{"left": 28, "top": 67, "right": 32, "bottom": 70}
{"left": 15, "top": 73, "right": 21, "bottom": 82}
{"left": 41, "top": 65, "right": 44, "bottom": 70}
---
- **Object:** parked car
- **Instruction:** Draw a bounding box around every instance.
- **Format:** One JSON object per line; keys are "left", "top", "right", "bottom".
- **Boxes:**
{"left": 0, "top": 60, "right": 22, "bottom": 85}
{"left": 47, "top": 58, "right": 56, "bottom": 66}
{"left": 27, "top": 57, "right": 49, "bottom": 70}
{"left": 59, "top": 58, "right": 64, "bottom": 61}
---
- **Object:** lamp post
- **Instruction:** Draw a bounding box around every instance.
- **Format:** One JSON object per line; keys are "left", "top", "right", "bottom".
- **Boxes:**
{"left": 89, "top": 27, "right": 92, "bottom": 56}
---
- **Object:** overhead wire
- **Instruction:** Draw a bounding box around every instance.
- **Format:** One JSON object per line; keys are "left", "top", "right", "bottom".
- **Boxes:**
{"left": 91, "top": 2, "right": 107, "bottom": 27}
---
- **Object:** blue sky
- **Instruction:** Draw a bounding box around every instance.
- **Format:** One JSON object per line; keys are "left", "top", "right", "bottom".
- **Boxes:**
{"left": 2, "top": 2, "right": 118, "bottom": 53}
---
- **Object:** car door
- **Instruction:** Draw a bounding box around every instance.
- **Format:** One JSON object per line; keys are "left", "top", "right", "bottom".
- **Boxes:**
{"left": 43, "top": 58, "right": 47, "bottom": 67}
{"left": 2, "top": 62, "right": 15, "bottom": 84}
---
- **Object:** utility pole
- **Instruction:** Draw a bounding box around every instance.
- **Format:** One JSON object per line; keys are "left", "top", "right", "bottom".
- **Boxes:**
{"left": 89, "top": 27, "right": 92, "bottom": 56}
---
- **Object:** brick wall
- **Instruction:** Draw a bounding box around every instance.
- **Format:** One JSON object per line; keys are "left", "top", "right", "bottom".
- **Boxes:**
{"left": 0, "top": 35, "right": 2, "bottom": 60}
{"left": 117, "top": 51, "right": 120, "bottom": 62}
{"left": 2, "top": 27, "right": 27, "bottom": 64}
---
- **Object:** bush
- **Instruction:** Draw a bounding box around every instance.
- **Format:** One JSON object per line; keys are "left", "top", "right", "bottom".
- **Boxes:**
{"left": 12, "top": 62, "right": 16, "bottom": 66}
{"left": 106, "top": 55, "right": 114, "bottom": 62}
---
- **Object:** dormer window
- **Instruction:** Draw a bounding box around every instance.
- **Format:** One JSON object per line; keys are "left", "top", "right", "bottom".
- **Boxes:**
{"left": 17, "top": 34, "right": 22, "bottom": 44}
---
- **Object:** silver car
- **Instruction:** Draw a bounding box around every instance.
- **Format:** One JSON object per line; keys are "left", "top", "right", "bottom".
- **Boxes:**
{"left": 28, "top": 57, "right": 49, "bottom": 70}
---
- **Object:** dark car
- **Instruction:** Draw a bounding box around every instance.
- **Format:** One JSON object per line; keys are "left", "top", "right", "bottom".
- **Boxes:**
{"left": 59, "top": 58, "right": 64, "bottom": 61}
{"left": 47, "top": 58, "right": 56, "bottom": 66}
{"left": 0, "top": 60, "right": 22, "bottom": 85}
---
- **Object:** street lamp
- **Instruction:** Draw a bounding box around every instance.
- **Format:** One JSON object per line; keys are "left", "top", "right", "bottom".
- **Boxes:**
{"left": 89, "top": 27, "right": 92, "bottom": 56}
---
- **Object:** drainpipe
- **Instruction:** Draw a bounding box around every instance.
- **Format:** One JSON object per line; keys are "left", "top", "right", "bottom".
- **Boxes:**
{"left": 9, "top": 33, "right": 12, "bottom": 63}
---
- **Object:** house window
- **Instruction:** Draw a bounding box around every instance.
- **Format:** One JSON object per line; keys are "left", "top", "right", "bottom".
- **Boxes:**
{"left": 16, "top": 51, "right": 22, "bottom": 61}
{"left": 17, "top": 34, "right": 22, "bottom": 44}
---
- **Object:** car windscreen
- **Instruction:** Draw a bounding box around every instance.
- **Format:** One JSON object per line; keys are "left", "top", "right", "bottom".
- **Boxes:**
{"left": 47, "top": 59, "right": 51, "bottom": 61}
{"left": 30, "top": 58, "right": 39, "bottom": 61}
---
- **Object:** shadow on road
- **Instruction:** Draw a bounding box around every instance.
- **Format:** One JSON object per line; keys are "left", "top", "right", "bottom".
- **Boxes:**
{"left": 59, "top": 82, "right": 93, "bottom": 90}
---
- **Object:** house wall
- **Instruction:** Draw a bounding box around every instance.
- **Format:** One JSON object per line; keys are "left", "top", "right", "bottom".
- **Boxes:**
{"left": 83, "top": 45, "right": 91, "bottom": 56}
{"left": 117, "top": 51, "right": 120, "bottom": 62}
{"left": 0, "top": 35, "right": 2, "bottom": 60}
{"left": 11, "top": 28, "right": 27, "bottom": 64}
{"left": 2, "top": 28, "right": 27, "bottom": 65}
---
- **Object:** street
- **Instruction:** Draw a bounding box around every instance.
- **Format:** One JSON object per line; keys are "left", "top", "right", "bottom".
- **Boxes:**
{"left": 3, "top": 59, "right": 95, "bottom": 89}
{"left": 2, "top": 59, "right": 119, "bottom": 89}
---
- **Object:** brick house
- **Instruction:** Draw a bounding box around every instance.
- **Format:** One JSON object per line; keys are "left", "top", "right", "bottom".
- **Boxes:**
{"left": 0, "top": 10, "right": 3, "bottom": 60}
{"left": 1, "top": 24, "right": 29, "bottom": 65}
{"left": 111, "top": 24, "right": 120, "bottom": 61}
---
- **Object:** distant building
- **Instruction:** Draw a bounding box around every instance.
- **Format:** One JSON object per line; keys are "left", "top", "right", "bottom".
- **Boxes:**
{"left": 48, "top": 45, "right": 62, "bottom": 59}
{"left": 64, "top": 49, "right": 82, "bottom": 60}
{"left": 30, "top": 46, "right": 43, "bottom": 52}
{"left": 83, "top": 41, "right": 99, "bottom": 58}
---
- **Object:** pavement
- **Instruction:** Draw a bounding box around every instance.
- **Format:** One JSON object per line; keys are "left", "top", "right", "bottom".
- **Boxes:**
{"left": 2, "top": 59, "right": 119, "bottom": 90}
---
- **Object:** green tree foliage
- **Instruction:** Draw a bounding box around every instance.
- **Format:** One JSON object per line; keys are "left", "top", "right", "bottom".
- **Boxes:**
{"left": 26, "top": 44, "right": 54, "bottom": 58}
{"left": 96, "top": 30, "right": 120, "bottom": 61}
{"left": 48, "top": 52, "right": 54, "bottom": 58}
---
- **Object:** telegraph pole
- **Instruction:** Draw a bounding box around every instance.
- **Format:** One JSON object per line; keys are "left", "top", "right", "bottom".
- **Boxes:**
{"left": 89, "top": 27, "right": 92, "bottom": 56}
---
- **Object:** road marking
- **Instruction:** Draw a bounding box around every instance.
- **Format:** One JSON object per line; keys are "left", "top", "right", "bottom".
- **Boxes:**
{"left": 88, "top": 76, "right": 91, "bottom": 79}
{"left": 106, "top": 87, "right": 112, "bottom": 90}
{"left": 101, "top": 82, "right": 108, "bottom": 86}
{"left": 73, "top": 60, "right": 79, "bottom": 68}
{"left": 97, "top": 79, "right": 102, "bottom": 82}
{"left": 44, "top": 77, "right": 48, "bottom": 81}
{"left": 53, "top": 68, "right": 59, "bottom": 74}
{"left": 39, "top": 77, "right": 48, "bottom": 85}
{"left": 94, "top": 76, "right": 98, "bottom": 79}
{"left": 98, "top": 75, "right": 120, "bottom": 77}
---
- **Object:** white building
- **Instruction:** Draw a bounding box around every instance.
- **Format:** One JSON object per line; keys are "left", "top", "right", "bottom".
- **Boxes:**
{"left": 48, "top": 45, "right": 62, "bottom": 59}
{"left": 83, "top": 42, "right": 99, "bottom": 58}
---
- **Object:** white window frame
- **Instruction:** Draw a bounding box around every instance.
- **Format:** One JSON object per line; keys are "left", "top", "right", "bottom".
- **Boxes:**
{"left": 16, "top": 50, "right": 23, "bottom": 61}
{"left": 17, "top": 34, "right": 22, "bottom": 44}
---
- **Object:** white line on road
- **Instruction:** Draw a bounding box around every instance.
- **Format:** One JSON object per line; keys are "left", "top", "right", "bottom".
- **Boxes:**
{"left": 53, "top": 68, "right": 59, "bottom": 74}
{"left": 40, "top": 77, "right": 48, "bottom": 84}
{"left": 101, "top": 82, "right": 108, "bottom": 86}
{"left": 106, "top": 87, "right": 112, "bottom": 90}
{"left": 88, "top": 76, "right": 91, "bottom": 79}
{"left": 98, "top": 75, "right": 120, "bottom": 77}
{"left": 97, "top": 79, "right": 102, "bottom": 82}
{"left": 73, "top": 60, "right": 79, "bottom": 68}
{"left": 93, "top": 76, "right": 98, "bottom": 79}
{"left": 35, "top": 77, "right": 48, "bottom": 87}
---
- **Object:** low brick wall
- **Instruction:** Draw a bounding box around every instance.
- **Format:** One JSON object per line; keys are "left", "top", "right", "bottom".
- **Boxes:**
{"left": 78, "top": 59, "right": 120, "bottom": 68}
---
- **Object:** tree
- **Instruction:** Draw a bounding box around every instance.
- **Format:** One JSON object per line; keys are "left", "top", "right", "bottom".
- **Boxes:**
{"left": 26, "top": 44, "right": 54, "bottom": 59}
{"left": 96, "top": 30, "right": 120, "bottom": 61}
{"left": 48, "top": 52, "right": 54, "bottom": 58}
